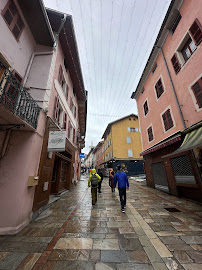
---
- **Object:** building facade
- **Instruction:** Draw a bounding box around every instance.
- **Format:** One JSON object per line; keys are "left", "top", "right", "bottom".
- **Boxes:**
{"left": 93, "top": 141, "right": 103, "bottom": 170}
{"left": 102, "top": 114, "right": 144, "bottom": 176}
{"left": 0, "top": 0, "right": 87, "bottom": 234}
{"left": 131, "top": 0, "right": 202, "bottom": 202}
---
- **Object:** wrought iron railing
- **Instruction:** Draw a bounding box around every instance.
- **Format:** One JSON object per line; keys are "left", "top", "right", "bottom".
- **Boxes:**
{"left": 0, "top": 60, "right": 40, "bottom": 129}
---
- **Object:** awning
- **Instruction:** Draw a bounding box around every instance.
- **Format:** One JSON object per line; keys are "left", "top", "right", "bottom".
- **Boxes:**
{"left": 169, "top": 126, "right": 202, "bottom": 155}
{"left": 140, "top": 133, "right": 181, "bottom": 156}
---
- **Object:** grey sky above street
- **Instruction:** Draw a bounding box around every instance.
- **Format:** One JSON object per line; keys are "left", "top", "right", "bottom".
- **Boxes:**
{"left": 44, "top": 0, "right": 171, "bottom": 154}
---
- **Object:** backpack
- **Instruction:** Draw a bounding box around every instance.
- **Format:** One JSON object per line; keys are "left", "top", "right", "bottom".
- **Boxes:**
{"left": 91, "top": 174, "right": 98, "bottom": 187}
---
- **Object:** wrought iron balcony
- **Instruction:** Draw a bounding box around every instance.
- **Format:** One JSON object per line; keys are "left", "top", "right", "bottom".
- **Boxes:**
{"left": 0, "top": 60, "right": 40, "bottom": 129}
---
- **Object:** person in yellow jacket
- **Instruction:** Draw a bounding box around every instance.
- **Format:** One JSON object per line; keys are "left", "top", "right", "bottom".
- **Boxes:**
{"left": 88, "top": 168, "right": 101, "bottom": 205}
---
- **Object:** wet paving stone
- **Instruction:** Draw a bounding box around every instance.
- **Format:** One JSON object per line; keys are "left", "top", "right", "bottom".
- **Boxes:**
{"left": 101, "top": 250, "right": 128, "bottom": 263}
{"left": 116, "top": 263, "right": 154, "bottom": 270}
{"left": 53, "top": 261, "right": 94, "bottom": 270}
{"left": 0, "top": 252, "right": 28, "bottom": 270}
{"left": 119, "top": 238, "right": 143, "bottom": 251}
{"left": 126, "top": 250, "right": 150, "bottom": 263}
{"left": 1, "top": 177, "right": 202, "bottom": 269}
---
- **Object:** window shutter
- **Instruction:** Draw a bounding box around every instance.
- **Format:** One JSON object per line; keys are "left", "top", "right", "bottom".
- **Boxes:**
{"left": 189, "top": 19, "right": 202, "bottom": 46}
{"left": 58, "top": 65, "right": 63, "bottom": 85}
{"left": 54, "top": 96, "right": 59, "bottom": 122}
{"left": 68, "top": 121, "right": 71, "bottom": 138}
{"left": 66, "top": 85, "right": 69, "bottom": 99}
{"left": 74, "top": 107, "right": 76, "bottom": 118}
{"left": 191, "top": 77, "right": 202, "bottom": 108}
{"left": 171, "top": 53, "right": 181, "bottom": 74}
{"left": 63, "top": 112, "right": 67, "bottom": 130}
{"left": 73, "top": 128, "right": 75, "bottom": 144}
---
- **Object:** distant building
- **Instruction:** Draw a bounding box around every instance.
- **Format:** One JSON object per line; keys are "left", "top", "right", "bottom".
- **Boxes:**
{"left": 131, "top": 0, "right": 202, "bottom": 202}
{"left": 101, "top": 114, "right": 144, "bottom": 176}
{"left": 93, "top": 141, "right": 104, "bottom": 170}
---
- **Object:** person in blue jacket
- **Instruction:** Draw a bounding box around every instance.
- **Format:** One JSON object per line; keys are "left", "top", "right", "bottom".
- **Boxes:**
{"left": 114, "top": 165, "right": 129, "bottom": 213}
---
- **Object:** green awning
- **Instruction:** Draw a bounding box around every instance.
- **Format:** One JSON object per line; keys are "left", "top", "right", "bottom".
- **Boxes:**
{"left": 172, "top": 126, "right": 202, "bottom": 154}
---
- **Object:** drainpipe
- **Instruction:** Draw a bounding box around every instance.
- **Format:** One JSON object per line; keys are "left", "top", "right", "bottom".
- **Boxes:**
{"left": 155, "top": 46, "right": 186, "bottom": 129}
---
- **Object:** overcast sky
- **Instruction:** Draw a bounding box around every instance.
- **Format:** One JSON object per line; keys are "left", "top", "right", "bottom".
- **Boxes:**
{"left": 44, "top": 0, "right": 171, "bottom": 154}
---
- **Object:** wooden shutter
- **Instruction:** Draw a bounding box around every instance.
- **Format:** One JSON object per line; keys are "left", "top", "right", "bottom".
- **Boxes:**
{"left": 189, "top": 19, "right": 202, "bottom": 46}
{"left": 147, "top": 127, "right": 153, "bottom": 141}
{"left": 63, "top": 112, "right": 67, "bottom": 130}
{"left": 162, "top": 109, "right": 173, "bottom": 131}
{"left": 74, "top": 107, "right": 76, "bottom": 118}
{"left": 73, "top": 129, "right": 75, "bottom": 144}
{"left": 68, "top": 121, "right": 71, "bottom": 138}
{"left": 171, "top": 53, "right": 181, "bottom": 74}
{"left": 58, "top": 65, "right": 63, "bottom": 85}
{"left": 191, "top": 77, "right": 202, "bottom": 108}
{"left": 66, "top": 85, "right": 69, "bottom": 99}
{"left": 54, "top": 96, "right": 59, "bottom": 122}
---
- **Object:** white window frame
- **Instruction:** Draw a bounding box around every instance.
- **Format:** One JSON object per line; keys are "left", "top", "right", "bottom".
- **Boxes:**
{"left": 127, "top": 137, "right": 131, "bottom": 144}
{"left": 128, "top": 149, "right": 133, "bottom": 158}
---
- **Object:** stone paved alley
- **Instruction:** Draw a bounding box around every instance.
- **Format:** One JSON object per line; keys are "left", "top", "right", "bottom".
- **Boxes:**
{"left": 0, "top": 175, "right": 202, "bottom": 270}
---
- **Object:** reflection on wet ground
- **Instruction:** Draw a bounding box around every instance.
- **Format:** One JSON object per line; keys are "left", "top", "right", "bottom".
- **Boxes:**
{"left": 0, "top": 174, "right": 202, "bottom": 269}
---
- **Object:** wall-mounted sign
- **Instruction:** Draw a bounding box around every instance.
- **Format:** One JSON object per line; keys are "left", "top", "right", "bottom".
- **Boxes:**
{"left": 48, "top": 131, "right": 66, "bottom": 152}
{"left": 79, "top": 153, "right": 85, "bottom": 158}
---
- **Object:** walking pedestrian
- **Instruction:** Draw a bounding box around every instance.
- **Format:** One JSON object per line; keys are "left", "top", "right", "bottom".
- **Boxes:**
{"left": 114, "top": 165, "right": 129, "bottom": 213}
{"left": 109, "top": 171, "right": 115, "bottom": 193}
{"left": 88, "top": 168, "right": 101, "bottom": 205}
{"left": 97, "top": 168, "right": 103, "bottom": 193}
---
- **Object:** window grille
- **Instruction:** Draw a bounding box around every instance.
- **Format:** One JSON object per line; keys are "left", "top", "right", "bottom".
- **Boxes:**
{"left": 170, "top": 155, "right": 196, "bottom": 184}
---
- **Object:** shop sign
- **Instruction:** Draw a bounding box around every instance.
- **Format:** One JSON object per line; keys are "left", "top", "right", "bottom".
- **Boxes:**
{"left": 48, "top": 131, "right": 66, "bottom": 152}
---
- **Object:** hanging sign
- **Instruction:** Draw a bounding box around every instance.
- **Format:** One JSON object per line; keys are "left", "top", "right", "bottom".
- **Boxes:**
{"left": 48, "top": 131, "right": 66, "bottom": 152}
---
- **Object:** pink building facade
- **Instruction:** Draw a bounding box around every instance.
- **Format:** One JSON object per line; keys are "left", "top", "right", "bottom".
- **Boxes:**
{"left": 132, "top": 0, "right": 202, "bottom": 202}
{"left": 0, "top": 0, "right": 87, "bottom": 234}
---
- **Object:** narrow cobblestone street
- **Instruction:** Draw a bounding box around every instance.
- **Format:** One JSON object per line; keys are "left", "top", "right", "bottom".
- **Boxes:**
{"left": 0, "top": 176, "right": 202, "bottom": 270}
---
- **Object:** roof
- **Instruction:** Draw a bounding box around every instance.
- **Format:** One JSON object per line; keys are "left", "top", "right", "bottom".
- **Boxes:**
{"left": 93, "top": 141, "right": 104, "bottom": 154}
{"left": 17, "top": 0, "right": 55, "bottom": 47}
{"left": 46, "top": 8, "right": 87, "bottom": 135}
{"left": 102, "top": 114, "right": 138, "bottom": 139}
{"left": 131, "top": 0, "right": 183, "bottom": 100}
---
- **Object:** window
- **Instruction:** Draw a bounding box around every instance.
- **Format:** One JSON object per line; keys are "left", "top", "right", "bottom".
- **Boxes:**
{"left": 128, "top": 149, "right": 133, "bottom": 158}
{"left": 63, "top": 112, "right": 67, "bottom": 130}
{"left": 155, "top": 78, "right": 164, "bottom": 98}
{"left": 162, "top": 109, "right": 174, "bottom": 131}
{"left": 128, "top": 127, "right": 135, "bottom": 132}
{"left": 171, "top": 53, "right": 181, "bottom": 74}
{"left": 189, "top": 19, "right": 202, "bottom": 46}
{"left": 73, "top": 128, "right": 75, "bottom": 144}
{"left": 129, "top": 118, "right": 131, "bottom": 120}
{"left": 143, "top": 100, "right": 149, "bottom": 115}
{"left": 147, "top": 126, "right": 154, "bottom": 142}
{"left": 68, "top": 121, "right": 72, "bottom": 139}
{"left": 191, "top": 77, "right": 202, "bottom": 108}
{"left": 127, "top": 137, "right": 131, "bottom": 144}
{"left": 181, "top": 37, "right": 196, "bottom": 62}
{"left": 2, "top": 0, "right": 25, "bottom": 41}
{"left": 54, "top": 96, "right": 65, "bottom": 128}
{"left": 58, "top": 65, "right": 63, "bottom": 85}
{"left": 152, "top": 63, "right": 157, "bottom": 74}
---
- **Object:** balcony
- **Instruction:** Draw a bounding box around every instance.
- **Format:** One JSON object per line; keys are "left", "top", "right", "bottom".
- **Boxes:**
{"left": 0, "top": 60, "right": 40, "bottom": 129}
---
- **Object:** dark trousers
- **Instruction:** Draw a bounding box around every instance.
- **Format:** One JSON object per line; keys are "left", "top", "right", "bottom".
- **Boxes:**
{"left": 98, "top": 181, "right": 102, "bottom": 193}
{"left": 91, "top": 187, "right": 97, "bottom": 205}
{"left": 118, "top": 187, "right": 126, "bottom": 209}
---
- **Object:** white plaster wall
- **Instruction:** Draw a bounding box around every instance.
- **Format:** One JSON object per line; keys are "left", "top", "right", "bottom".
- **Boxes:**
{"left": 0, "top": 0, "right": 36, "bottom": 76}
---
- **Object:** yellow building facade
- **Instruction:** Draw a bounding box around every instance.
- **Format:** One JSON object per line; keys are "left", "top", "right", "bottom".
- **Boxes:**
{"left": 102, "top": 114, "right": 144, "bottom": 175}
